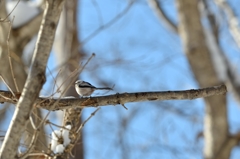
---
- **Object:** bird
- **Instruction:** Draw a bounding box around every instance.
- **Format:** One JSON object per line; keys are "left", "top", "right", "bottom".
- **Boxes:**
{"left": 75, "top": 80, "right": 112, "bottom": 97}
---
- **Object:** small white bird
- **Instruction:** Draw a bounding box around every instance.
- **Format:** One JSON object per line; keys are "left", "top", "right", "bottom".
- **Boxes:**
{"left": 75, "top": 80, "right": 112, "bottom": 97}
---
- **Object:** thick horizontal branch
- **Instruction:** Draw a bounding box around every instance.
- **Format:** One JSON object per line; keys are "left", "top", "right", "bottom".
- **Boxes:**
{"left": 0, "top": 85, "right": 227, "bottom": 110}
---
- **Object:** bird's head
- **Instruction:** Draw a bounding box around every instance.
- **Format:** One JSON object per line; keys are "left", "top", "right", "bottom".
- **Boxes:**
{"left": 75, "top": 80, "right": 83, "bottom": 85}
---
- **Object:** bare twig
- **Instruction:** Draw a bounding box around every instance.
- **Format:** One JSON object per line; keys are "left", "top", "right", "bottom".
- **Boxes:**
{"left": 19, "top": 131, "right": 39, "bottom": 159}
{"left": 29, "top": 116, "right": 37, "bottom": 130}
{"left": 47, "top": 66, "right": 60, "bottom": 95}
{"left": 7, "top": 16, "right": 19, "bottom": 92}
{"left": 22, "top": 152, "right": 50, "bottom": 158}
{"left": 56, "top": 53, "right": 95, "bottom": 95}
{"left": 63, "top": 107, "right": 100, "bottom": 157}
{"left": 45, "top": 120, "right": 71, "bottom": 130}
{"left": 0, "top": 74, "right": 16, "bottom": 98}
{"left": 0, "top": 0, "right": 20, "bottom": 22}
{"left": 77, "top": 107, "right": 100, "bottom": 133}
{"left": 19, "top": 107, "right": 50, "bottom": 159}
{"left": 148, "top": 0, "right": 178, "bottom": 33}
{"left": 25, "top": 110, "right": 53, "bottom": 154}
{"left": 121, "top": 104, "right": 128, "bottom": 110}
{"left": 81, "top": 1, "right": 134, "bottom": 44}
{"left": 91, "top": 0, "right": 103, "bottom": 26}
{"left": 214, "top": 0, "right": 240, "bottom": 48}
{"left": 0, "top": 93, "right": 12, "bottom": 102}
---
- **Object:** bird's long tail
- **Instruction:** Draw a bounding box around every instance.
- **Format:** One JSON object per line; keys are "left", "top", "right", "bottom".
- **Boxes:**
{"left": 95, "top": 87, "right": 112, "bottom": 90}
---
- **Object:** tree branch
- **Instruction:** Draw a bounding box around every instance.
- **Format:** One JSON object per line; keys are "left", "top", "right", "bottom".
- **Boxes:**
{"left": 148, "top": 0, "right": 178, "bottom": 33}
{"left": 0, "top": 85, "right": 227, "bottom": 110}
{"left": 177, "top": 0, "right": 228, "bottom": 158}
{"left": 215, "top": 133, "right": 240, "bottom": 159}
{"left": 0, "top": 0, "right": 64, "bottom": 158}
{"left": 214, "top": 0, "right": 240, "bottom": 48}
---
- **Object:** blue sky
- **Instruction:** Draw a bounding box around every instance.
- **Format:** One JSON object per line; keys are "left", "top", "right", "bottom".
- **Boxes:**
{"left": 1, "top": 0, "right": 240, "bottom": 158}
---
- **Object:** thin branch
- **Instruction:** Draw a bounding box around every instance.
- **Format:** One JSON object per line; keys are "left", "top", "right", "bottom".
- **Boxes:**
{"left": 121, "top": 104, "right": 128, "bottom": 110}
{"left": 0, "top": 93, "right": 13, "bottom": 102}
{"left": 45, "top": 120, "right": 71, "bottom": 130}
{"left": 214, "top": 0, "right": 240, "bottom": 48}
{"left": 63, "top": 107, "right": 100, "bottom": 157}
{"left": 29, "top": 116, "right": 37, "bottom": 130}
{"left": 148, "top": 0, "right": 178, "bottom": 33}
{"left": 13, "top": 11, "right": 43, "bottom": 41}
{"left": 81, "top": 1, "right": 134, "bottom": 44}
{"left": 76, "top": 107, "right": 100, "bottom": 133}
{"left": 0, "top": 0, "right": 20, "bottom": 22}
{"left": 19, "top": 131, "right": 39, "bottom": 159}
{"left": 20, "top": 108, "right": 56, "bottom": 159}
{"left": 21, "top": 152, "right": 50, "bottom": 158}
{"left": 202, "top": 0, "right": 219, "bottom": 40}
{"left": 7, "top": 16, "right": 19, "bottom": 92}
{"left": 0, "top": 85, "right": 227, "bottom": 110}
{"left": 0, "top": 74, "right": 16, "bottom": 98}
{"left": 91, "top": 0, "right": 104, "bottom": 26}
{"left": 47, "top": 66, "right": 61, "bottom": 95}
{"left": 56, "top": 53, "right": 95, "bottom": 95}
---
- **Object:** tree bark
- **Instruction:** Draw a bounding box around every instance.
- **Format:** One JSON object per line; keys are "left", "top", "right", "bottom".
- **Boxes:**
{"left": 0, "top": 85, "right": 227, "bottom": 110}
{"left": 0, "top": 0, "right": 64, "bottom": 158}
{"left": 176, "top": 0, "right": 230, "bottom": 158}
